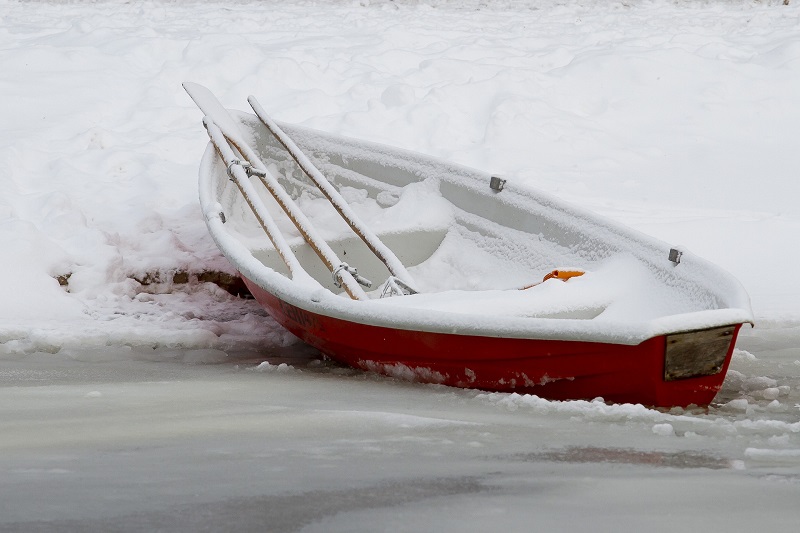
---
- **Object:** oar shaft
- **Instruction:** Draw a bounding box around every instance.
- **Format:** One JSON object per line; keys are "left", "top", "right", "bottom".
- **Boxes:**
{"left": 247, "top": 164, "right": 368, "bottom": 301}
{"left": 248, "top": 95, "right": 417, "bottom": 291}
{"left": 185, "top": 83, "right": 368, "bottom": 300}
{"left": 204, "top": 120, "right": 303, "bottom": 279}
{"left": 207, "top": 120, "right": 366, "bottom": 300}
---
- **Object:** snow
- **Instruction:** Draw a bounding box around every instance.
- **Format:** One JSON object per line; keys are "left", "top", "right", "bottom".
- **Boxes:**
{"left": 1, "top": 0, "right": 799, "bottom": 529}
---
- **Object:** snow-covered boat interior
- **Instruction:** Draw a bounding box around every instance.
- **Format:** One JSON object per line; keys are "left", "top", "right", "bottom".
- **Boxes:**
{"left": 203, "top": 111, "right": 751, "bottom": 329}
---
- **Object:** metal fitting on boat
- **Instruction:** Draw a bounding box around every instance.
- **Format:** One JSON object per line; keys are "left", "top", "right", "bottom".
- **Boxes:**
{"left": 333, "top": 263, "right": 372, "bottom": 289}
{"left": 669, "top": 248, "right": 683, "bottom": 264}
{"left": 381, "top": 277, "right": 418, "bottom": 298}
{"left": 226, "top": 160, "right": 267, "bottom": 180}
{"left": 489, "top": 176, "right": 506, "bottom": 191}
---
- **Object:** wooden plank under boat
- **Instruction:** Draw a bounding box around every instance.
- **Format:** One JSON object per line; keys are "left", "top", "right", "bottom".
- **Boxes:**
{"left": 187, "top": 84, "right": 753, "bottom": 408}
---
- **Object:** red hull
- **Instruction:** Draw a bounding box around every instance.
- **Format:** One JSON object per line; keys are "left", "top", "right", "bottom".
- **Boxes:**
{"left": 244, "top": 279, "right": 740, "bottom": 408}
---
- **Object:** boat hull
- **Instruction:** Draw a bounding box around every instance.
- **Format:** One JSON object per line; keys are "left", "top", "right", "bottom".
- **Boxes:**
{"left": 243, "top": 276, "right": 740, "bottom": 408}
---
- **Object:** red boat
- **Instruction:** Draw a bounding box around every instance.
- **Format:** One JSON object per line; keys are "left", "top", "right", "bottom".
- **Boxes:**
{"left": 186, "top": 83, "right": 753, "bottom": 408}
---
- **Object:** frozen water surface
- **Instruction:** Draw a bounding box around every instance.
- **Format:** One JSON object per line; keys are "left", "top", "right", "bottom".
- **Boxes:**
{"left": 2, "top": 0, "right": 799, "bottom": 529}
{"left": 1, "top": 340, "right": 798, "bottom": 531}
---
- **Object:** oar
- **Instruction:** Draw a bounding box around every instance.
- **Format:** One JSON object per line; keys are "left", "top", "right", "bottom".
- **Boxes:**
{"left": 247, "top": 95, "right": 418, "bottom": 293}
{"left": 203, "top": 117, "right": 305, "bottom": 281}
{"left": 184, "top": 82, "right": 368, "bottom": 300}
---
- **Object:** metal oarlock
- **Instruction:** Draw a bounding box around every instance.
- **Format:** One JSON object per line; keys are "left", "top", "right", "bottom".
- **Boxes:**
{"left": 227, "top": 160, "right": 266, "bottom": 180}
{"left": 333, "top": 263, "right": 372, "bottom": 289}
{"left": 381, "top": 276, "right": 418, "bottom": 298}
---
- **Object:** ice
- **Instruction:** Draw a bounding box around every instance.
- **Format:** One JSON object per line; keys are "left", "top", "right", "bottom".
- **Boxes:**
{"left": 652, "top": 423, "right": 675, "bottom": 437}
{"left": 744, "top": 448, "right": 800, "bottom": 462}
{"left": 252, "top": 360, "right": 294, "bottom": 373}
{"left": 1, "top": 0, "right": 799, "bottom": 529}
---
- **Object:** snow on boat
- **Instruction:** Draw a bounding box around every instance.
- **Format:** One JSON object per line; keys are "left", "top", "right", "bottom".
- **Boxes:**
{"left": 185, "top": 83, "right": 753, "bottom": 408}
